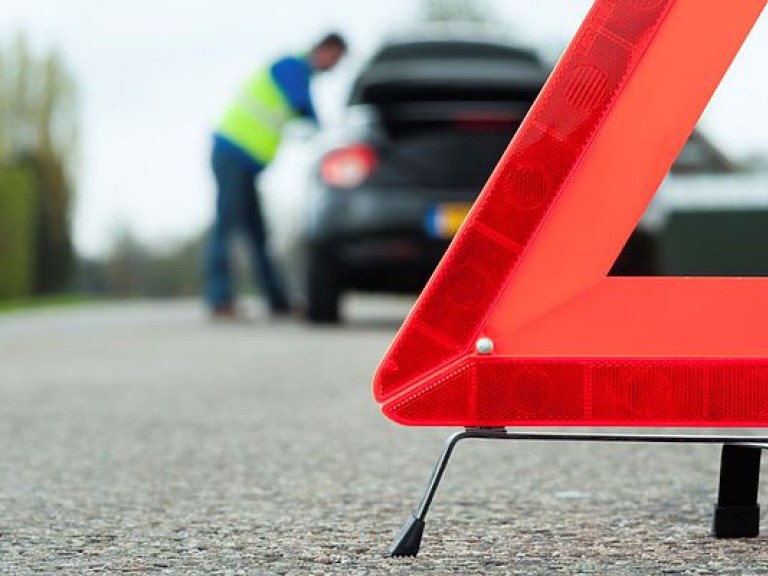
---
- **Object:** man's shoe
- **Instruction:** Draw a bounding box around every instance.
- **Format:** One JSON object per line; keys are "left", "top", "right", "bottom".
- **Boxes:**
{"left": 210, "top": 303, "right": 239, "bottom": 320}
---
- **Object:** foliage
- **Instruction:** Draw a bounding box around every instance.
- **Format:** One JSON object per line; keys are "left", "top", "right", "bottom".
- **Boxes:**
{"left": 0, "top": 294, "right": 94, "bottom": 315}
{"left": 76, "top": 227, "right": 207, "bottom": 299}
{"left": 0, "top": 165, "right": 37, "bottom": 299}
{"left": 0, "top": 35, "right": 79, "bottom": 174}
{"left": 420, "top": 0, "right": 495, "bottom": 23}
{"left": 21, "top": 152, "right": 74, "bottom": 294}
{"left": 0, "top": 34, "right": 78, "bottom": 298}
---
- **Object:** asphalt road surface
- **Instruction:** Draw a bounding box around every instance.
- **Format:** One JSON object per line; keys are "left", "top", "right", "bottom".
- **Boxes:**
{"left": 1, "top": 298, "right": 768, "bottom": 575}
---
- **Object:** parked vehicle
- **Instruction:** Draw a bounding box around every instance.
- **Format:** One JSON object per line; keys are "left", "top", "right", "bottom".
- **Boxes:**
{"left": 262, "top": 31, "right": 762, "bottom": 323}
{"left": 264, "top": 33, "right": 549, "bottom": 323}
{"left": 615, "top": 130, "right": 744, "bottom": 276}
{"left": 651, "top": 136, "right": 768, "bottom": 276}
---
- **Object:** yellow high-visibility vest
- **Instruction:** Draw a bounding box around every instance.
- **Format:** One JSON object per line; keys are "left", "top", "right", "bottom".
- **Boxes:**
{"left": 216, "top": 66, "right": 299, "bottom": 164}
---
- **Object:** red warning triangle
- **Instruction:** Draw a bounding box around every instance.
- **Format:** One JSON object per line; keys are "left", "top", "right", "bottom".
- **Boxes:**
{"left": 374, "top": 0, "right": 768, "bottom": 427}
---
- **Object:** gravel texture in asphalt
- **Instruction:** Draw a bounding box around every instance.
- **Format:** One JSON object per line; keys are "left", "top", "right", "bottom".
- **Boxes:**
{"left": 1, "top": 298, "right": 768, "bottom": 574}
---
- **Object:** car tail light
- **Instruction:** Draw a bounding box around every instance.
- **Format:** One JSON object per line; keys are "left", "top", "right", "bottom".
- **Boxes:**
{"left": 320, "top": 144, "right": 377, "bottom": 189}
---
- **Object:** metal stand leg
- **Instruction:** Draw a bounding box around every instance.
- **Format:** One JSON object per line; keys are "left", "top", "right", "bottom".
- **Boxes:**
{"left": 388, "top": 430, "right": 768, "bottom": 557}
{"left": 389, "top": 430, "right": 476, "bottom": 557}
{"left": 712, "top": 444, "right": 762, "bottom": 538}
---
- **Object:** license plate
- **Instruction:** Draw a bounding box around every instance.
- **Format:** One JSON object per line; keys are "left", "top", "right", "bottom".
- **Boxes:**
{"left": 426, "top": 203, "right": 473, "bottom": 239}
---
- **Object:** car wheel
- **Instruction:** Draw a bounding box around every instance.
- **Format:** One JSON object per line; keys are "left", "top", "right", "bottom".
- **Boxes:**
{"left": 306, "top": 247, "right": 342, "bottom": 324}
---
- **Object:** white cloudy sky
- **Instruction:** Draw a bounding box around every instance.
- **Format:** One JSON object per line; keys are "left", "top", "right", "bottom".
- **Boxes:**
{"left": 3, "top": 1, "right": 768, "bottom": 256}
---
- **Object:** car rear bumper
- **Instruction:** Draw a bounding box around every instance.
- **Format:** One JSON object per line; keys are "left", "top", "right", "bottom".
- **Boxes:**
{"left": 307, "top": 186, "right": 473, "bottom": 293}
{"left": 309, "top": 185, "right": 474, "bottom": 241}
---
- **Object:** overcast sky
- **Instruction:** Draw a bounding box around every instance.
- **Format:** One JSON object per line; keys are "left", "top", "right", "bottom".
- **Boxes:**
{"left": 3, "top": 1, "right": 768, "bottom": 256}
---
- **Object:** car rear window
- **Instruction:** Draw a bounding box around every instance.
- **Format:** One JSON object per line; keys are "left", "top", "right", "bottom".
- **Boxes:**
{"left": 349, "top": 40, "right": 548, "bottom": 106}
{"left": 373, "top": 41, "right": 541, "bottom": 65}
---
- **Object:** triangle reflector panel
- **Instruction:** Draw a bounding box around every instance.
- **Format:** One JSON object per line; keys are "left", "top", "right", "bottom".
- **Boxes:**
{"left": 374, "top": 0, "right": 768, "bottom": 427}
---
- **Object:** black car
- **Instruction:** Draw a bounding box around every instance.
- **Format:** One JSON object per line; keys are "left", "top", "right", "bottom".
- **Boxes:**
{"left": 265, "top": 33, "right": 550, "bottom": 323}
{"left": 263, "top": 32, "right": 740, "bottom": 323}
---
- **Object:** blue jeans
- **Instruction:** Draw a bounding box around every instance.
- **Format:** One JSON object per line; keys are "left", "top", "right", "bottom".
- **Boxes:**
{"left": 205, "top": 143, "right": 290, "bottom": 312}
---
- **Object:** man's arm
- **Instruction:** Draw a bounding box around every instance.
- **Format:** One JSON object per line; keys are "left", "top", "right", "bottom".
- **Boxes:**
{"left": 270, "top": 56, "right": 318, "bottom": 122}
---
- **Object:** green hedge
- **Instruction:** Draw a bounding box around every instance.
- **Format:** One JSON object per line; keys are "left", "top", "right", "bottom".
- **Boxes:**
{"left": 0, "top": 166, "right": 37, "bottom": 300}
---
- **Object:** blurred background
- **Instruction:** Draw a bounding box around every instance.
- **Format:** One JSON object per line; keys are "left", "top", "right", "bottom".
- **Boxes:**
{"left": 4, "top": 4, "right": 768, "bottom": 572}
{"left": 1, "top": 0, "right": 768, "bottom": 311}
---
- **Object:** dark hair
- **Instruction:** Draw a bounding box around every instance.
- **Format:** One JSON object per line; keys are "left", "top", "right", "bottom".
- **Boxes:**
{"left": 314, "top": 32, "right": 348, "bottom": 53}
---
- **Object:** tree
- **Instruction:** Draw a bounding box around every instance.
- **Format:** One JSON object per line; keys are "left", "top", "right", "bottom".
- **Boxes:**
{"left": 24, "top": 152, "right": 74, "bottom": 294}
{"left": 78, "top": 226, "right": 206, "bottom": 298}
{"left": 420, "top": 0, "right": 495, "bottom": 23}
{"left": 0, "top": 34, "right": 79, "bottom": 295}
{"left": 0, "top": 165, "right": 37, "bottom": 299}
{"left": 0, "top": 35, "right": 79, "bottom": 169}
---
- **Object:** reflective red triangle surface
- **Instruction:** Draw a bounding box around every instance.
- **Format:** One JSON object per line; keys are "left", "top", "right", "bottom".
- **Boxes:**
{"left": 374, "top": 0, "right": 768, "bottom": 427}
